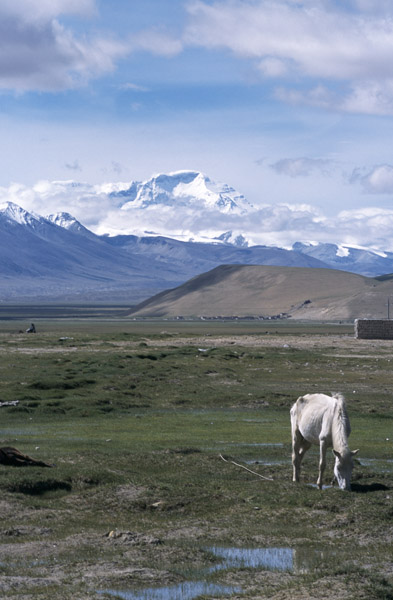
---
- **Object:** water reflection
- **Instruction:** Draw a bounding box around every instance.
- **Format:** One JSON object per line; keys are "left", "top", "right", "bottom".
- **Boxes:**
{"left": 100, "top": 581, "right": 239, "bottom": 600}
{"left": 359, "top": 458, "right": 393, "bottom": 473}
{"left": 100, "top": 547, "right": 293, "bottom": 600}
{"left": 307, "top": 483, "right": 333, "bottom": 490}
{"left": 245, "top": 458, "right": 289, "bottom": 466}
{"left": 209, "top": 546, "right": 293, "bottom": 572}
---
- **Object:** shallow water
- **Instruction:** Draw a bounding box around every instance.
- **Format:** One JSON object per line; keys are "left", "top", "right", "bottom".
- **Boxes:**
{"left": 0, "top": 429, "right": 37, "bottom": 436}
{"left": 100, "top": 546, "right": 293, "bottom": 600}
{"left": 245, "top": 458, "right": 289, "bottom": 465}
{"left": 99, "top": 581, "right": 239, "bottom": 600}
{"left": 359, "top": 458, "right": 393, "bottom": 472}
{"left": 208, "top": 546, "right": 294, "bottom": 572}
{"left": 307, "top": 483, "right": 333, "bottom": 490}
{"left": 218, "top": 442, "right": 284, "bottom": 447}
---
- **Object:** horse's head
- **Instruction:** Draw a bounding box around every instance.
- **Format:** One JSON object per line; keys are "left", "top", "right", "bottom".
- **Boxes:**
{"left": 333, "top": 449, "right": 359, "bottom": 490}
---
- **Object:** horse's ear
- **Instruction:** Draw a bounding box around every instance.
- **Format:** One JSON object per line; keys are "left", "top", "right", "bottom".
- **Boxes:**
{"left": 333, "top": 450, "right": 341, "bottom": 459}
{"left": 351, "top": 449, "right": 359, "bottom": 456}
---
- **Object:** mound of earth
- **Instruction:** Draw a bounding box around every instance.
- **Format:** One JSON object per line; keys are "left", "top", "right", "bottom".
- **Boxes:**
{"left": 128, "top": 264, "right": 393, "bottom": 320}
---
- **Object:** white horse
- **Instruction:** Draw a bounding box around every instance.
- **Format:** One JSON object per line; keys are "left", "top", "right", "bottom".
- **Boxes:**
{"left": 290, "top": 393, "right": 358, "bottom": 490}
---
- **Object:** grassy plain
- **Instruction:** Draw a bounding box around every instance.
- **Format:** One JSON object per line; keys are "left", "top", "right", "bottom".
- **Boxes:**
{"left": 0, "top": 317, "right": 392, "bottom": 599}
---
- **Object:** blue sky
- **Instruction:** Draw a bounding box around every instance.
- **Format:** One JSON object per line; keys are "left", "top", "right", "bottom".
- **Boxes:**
{"left": 2, "top": 0, "right": 393, "bottom": 249}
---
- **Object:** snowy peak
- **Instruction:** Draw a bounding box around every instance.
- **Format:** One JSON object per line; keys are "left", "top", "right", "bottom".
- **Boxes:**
{"left": 46, "top": 211, "right": 93, "bottom": 236}
{"left": 0, "top": 201, "right": 43, "bottom": 227}
{"left": 47, "top": 212, "right": 104, "bottom": 242}
{"left": 47, "top": 212, "right": 79, "bottom": 229}
{"left": 292, "top": 241, "right": 393, "bottom": 276}
{"left": 215, "top": 231, "right": 249, "bottom": 247}
{"left": 116, "top": 171, "right": 254, "bottom": 214}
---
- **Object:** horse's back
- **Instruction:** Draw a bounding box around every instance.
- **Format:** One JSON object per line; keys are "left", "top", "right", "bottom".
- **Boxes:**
{"left": 291, "top": 393, "right": 338, "bottom": 445}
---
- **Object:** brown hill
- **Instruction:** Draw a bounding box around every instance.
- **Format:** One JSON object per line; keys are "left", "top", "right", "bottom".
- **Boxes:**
{"left": 128, "top": 265, "right": 393, "bottom": 320}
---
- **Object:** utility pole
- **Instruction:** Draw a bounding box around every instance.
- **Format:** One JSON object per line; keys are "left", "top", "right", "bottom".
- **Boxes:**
{"left": 388, "top": 297, "right": 390, "bottom": 320}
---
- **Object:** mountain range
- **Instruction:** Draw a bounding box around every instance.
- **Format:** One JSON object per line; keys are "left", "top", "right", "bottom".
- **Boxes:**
{"left": 1, "top": 170, "right": 393, "bottom": 304}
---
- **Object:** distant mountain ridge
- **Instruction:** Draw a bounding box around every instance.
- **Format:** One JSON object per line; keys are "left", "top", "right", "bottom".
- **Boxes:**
{"left": 0, "top": 202, "right": 179, "bottom": 302}
{"left": 292, "top": 242, "right": 393, "bottom": 278}
{"left": 1, "top": 195, "right": 393, "bottom": 303}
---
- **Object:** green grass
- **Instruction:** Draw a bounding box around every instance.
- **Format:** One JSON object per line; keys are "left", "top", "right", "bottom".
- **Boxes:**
{"left": 0, "top": 320, "right": 391, "bottom": 599}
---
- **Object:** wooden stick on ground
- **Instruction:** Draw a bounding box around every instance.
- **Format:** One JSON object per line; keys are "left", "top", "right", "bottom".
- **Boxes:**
{"left": 219, "top": 453, "right": 274, "bottom": 481}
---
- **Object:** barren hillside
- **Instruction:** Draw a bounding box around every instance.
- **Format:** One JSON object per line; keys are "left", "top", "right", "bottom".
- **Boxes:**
{"left": 129, "top": 265, "right": 393, "bottom": 320}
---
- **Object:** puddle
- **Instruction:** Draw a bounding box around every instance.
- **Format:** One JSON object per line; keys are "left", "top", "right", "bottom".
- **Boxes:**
{"left": 100, "top": 547, "right": 293, "bottom": 600}
{"left": 99, "top": 582, "right": 239, "bottom": 600}
{"left": 359, "top": 458, "right": 393, "bottom": 473}
{"left": 245, "top": 458, "right": 289, "bottom": 466}
{"left": 307, "top": 484, "right": 333, "bottom": 490}
{"left": 0, "top": 430, "right": 37, "bottom": 436}
{"left": 208, "top": 546, "right": 293, "bottom": 572}
{"left": 218, "top": 442, "right": 284, "bottom": 447}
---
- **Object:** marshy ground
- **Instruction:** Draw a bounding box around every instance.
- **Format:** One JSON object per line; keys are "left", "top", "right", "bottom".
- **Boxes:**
{"left": 0, "top": 319, "right": 391, "bottom": 599}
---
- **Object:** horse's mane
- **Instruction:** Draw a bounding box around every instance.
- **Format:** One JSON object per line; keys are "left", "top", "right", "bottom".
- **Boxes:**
{"left": 332, "top": 392, "right": 345, "bottom": 404}
{"left": 331, "top": 393, "right": 351, "bottom": 452}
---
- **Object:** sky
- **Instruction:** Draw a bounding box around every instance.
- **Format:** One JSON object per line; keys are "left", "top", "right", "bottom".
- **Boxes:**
{"left": 1, "top": 0, "right": 393, "bottom": 249}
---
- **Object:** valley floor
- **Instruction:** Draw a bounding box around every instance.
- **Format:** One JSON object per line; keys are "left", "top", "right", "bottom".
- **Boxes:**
{"left": 0, "top": 320, "right": 391, "bottom": 599}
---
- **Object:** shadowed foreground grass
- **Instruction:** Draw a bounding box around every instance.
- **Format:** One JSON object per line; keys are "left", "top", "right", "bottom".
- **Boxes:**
{"left": 0, "top": 321, "right": 391, "bottom": 599}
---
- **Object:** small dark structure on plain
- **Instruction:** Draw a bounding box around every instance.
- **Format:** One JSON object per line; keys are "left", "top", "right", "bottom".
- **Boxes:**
{"left": 355, "top": 319, "right": 393, "bottom": 340}
{"left": 0, "top": 447, "right": 53, "bottom": 467}
{"left": 26, "top": 323, "right": 36, "bottom": 333}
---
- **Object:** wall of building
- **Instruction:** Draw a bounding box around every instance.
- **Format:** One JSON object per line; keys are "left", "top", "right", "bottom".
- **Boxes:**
{"left": 354, "top": 319, "right": 393, "bottom": 339}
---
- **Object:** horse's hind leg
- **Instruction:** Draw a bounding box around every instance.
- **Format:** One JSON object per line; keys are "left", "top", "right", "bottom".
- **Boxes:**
{"left": 292, "top": 431, "right": 311, "bottom": 482}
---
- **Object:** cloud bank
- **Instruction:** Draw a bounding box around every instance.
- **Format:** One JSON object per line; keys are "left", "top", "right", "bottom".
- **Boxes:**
{"left": 0, "top": 1, "right": 181, "bottom": 92}
{"left": 1, "top": 176, "right": 393, "bottom": 252}
{"left": 3, "top": 0, "right": 393, "bottom": 117}
{"left": 185, "top": 0, "right": 393, "bottom": 115}
{"left": 350, "top": 164, "right": 393, "bottom": 194}
{"left": 0, "top": 1, "right": 128, "bottom": 91}
{"left": 270, "top": 157, "right": 332, "bottom": 178}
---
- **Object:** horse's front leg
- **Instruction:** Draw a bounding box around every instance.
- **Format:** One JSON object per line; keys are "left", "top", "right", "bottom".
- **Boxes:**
{"left": 317, "top": 439, "right": 327, "bottom": 489}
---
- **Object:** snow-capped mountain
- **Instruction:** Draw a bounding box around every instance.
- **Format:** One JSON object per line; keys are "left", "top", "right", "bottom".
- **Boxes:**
{"left": 0, "top": 202, "right": 181, "bottom": 302}
{"left": 3, "top": 167, "right": 393, "bottom": 303}
{"left": 47, "top": 212, "right": 81, "bottom": 230}
{"left": 292, "top": 242, "right": 393, "bottom": 277}
{"left": 215, "top": 231, "right": 249, "bottom": 247}
{"left": 46, "top": 212, "right": 96, "bottom": 238}
{"left": 112, "top": 170, "right": 253, "bottom": 215}
{"left": 0, "top": 201, "right": 46, "bottom": 229}
{"left": 0, "top": 200, "right": 331, "bottom": 302}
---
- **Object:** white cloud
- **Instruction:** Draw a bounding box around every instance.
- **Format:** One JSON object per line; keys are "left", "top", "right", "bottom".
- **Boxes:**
{"left": 0, "top": 3, "right": 129, "bottom": 91}
{"left": 346, "top": 0, "right": 393, "bottom": 14}
{"left": 3, "top": 175, "right": 393, "bottom": 250}
{"left": 184, "top": 0, "right": 393, "bottom": 114}
{"left": 336, "top": 207, "right": 393, "bottom": 249}
{"left": 270, "top": 157, "right": 332, "bottom": 177}
{"left": 350, "top": 164, "right": 393, "bottom": 194}
{"left": 340, "top": 82, "right": 393, "bottom": 115}
{"left": 276, "top": 81, "right": 393, "bottom": 116}
{"left": 129, "top": 29, "right": 183, "bottom": 57}
{"left": 0, "top": 0, "right": 95, "bottom": 23}
{"left": 120, "top": 82, "right": 150, "bottom": 92}
{"left": 259, "top": 57, "right": 288, "bottom": 77}
{"left": 0, "top": 2, "right": 187, "bottom": 92}
{"left": 0, "top": 180, "right": 118, "bottom": 229}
